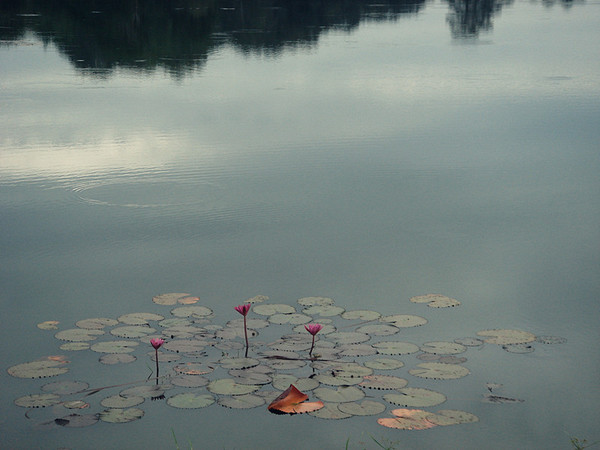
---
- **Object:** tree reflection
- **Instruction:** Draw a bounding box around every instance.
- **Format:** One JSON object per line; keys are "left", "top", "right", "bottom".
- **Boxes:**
{"left": 445, "top": 0, "right": 512, "bottom": 39}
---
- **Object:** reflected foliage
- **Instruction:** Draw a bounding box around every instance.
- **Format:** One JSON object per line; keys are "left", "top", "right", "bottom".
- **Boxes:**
{"left": 445, "top": 0, "right": 512, "bottom": 38}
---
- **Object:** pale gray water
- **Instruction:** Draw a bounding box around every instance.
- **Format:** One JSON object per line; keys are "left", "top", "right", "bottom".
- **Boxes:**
{"left": 1, "top": 1, "right": 599, "bottom": 448}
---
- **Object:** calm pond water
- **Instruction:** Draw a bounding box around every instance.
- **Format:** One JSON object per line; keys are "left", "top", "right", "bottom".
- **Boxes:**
{"left": 1, "top": 1, "right": 599, "bottom": 449}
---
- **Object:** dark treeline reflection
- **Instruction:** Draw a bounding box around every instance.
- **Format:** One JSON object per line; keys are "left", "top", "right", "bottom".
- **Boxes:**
{"left": 0, "top": 0, "right": 581, "bottom": 76}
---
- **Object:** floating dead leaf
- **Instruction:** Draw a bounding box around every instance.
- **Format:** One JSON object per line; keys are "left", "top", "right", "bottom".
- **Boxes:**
{"left": 90, "top": 340, "right": 139, "bottom": 354}
{"left": 37, "top": 321, "right": 60, "bottom": 330}
{"left": 341, "top": 310, "right": 381, "bottom": 321}
{"left": 364, "top": 358, "right": 404, "bottom": 370}
{"left": 420, "top": 341, "right": 467, "bottom": 355}
{"left": 7, "top": 358, "right": 69, "bottom": 379}
{"left": 410, "top": 294, "right": 460, "bottom": 308}
{"left": 378, "top": 409, "right": 436, "bottom": 430}
{"left": 15, "top": 394, "right": 61, "bottom": 408}
{"left": 409, "top": 362, "right": 470, "bottom": 380}
{"left": 219, "top": 394, "right": 265, "bottom": 409}
{"left": 99, "top": 354, "right": 136, "bottom": 365}
{"left": 101, "top": 395, "right": 144, "bottom": 408}
{"left": 268, "top": 384, "right": 324, "bottom": 415}
{"left": 42, "top": 380, "right": 88, "bottom": 395}
{"left": 253, "top": 304, "right": 296, "bottom": 315}
{"left": 380, "top": 314, "right": 427, "bottom": 328}
{"left": 373, "top": 341, "right": 420, "bottom": 355}
{"left": 384, "top": 387, "right": 446, "bottom": 407}
{"left": 476, "top": 329, "right": 536, "bottom": 345}
{"left": 359, "top": 375, "right": 408, "bottom": 390}
{"left": 55, "top": 328, "right": 104, "bottom": 342}
{"left": 297, "top": 297, "right": 335, "bottom": 307}
{"left": 99, "top": 408, "right": 144, "bottom": 423}
{"left": 55, "top": 413, "right": 98, "bottom": 427}
{"left": 313, "top": 386, "right": 365, "bottom": 403}
{"left": 338, "top": 400, "right": 386, "bottom": 416}
{"left": 167, "top": 393, "right": 215, "bottom": 409}
{"left": 76, "top": 318, "right": 119, "bottom": 329}
{"left": 118, "top": 312, "right": 164, "bottom": 325}
{"left": 356, "top": 324, "right": 399, "bottom": 336}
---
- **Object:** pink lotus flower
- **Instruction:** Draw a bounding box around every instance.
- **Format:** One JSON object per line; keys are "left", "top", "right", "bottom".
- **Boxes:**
{"left": 304, "top": 323, "right": 323, "bottom": 336}
{"left": 234, "top": 303, "right": 251, "bottom": 316}
{"left": 150, "top": 338, "right": 165, "bottom": 349}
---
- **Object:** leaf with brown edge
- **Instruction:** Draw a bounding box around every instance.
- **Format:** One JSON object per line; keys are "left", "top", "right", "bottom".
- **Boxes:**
{"left": 267, "top": 384, "right": 324, "bottom": 415}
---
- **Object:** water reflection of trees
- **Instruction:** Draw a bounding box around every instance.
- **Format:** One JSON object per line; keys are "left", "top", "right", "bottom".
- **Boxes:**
{"left": 445, "top": 0, "right": 513, "bottom": 38}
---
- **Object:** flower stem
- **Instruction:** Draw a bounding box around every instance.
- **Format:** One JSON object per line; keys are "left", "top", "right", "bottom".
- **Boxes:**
{"left": 243, "top": 315, "right": 249, "bottom": 358}
{"left": 155, "top": 348, "right": 160, "bottom": 384}
{"left": 309, "top": 335, "right": 315, "bottom": 358}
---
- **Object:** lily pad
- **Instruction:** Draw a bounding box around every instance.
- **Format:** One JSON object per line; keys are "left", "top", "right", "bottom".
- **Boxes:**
{"left": 153, "top": 293, "right": 195, "bottom": 305}
{"left": 218, "top": 394, "right": 265, "bottom": 409}
{"left": 337, "top": 400, "right": 386, "bottom": 416}
{"left": 308, "top": 403, "right": 351, "bottom": 419}
{"left": 380, "top": 314, "right": 428, "bottom": 328}
{"left": 101, "top": 395, "right": 144, "bottom": 408}
{"left": 99, "top": 408, "right": 144, "bottom": 423}
{"left": 167, "top": 393, "right": 215, "bottom": 409}
{"left": 163, "top": 339, "right": 206, "bottom": 354}
{"left": 75, "top": 318, "right": 119, "bottom": 329}
{"left": 59, "top": 342, "right": 90, "bottom": 351}
{"left": 15, "top": 393, "right": 61, "bottom": 408}
{"left": 297, "top": 297, "right": 335, "bottom": 307}
{"left": 336, "top": 344, "right": 377, "bottom": 357}
{"left": 439, "top": 356, "right": 467, "bottom": 364}
{"left": 7, "top": 358, "right": 69, "bottom": 379}
{"left": 359, "top": 375, "right": 408, "bottom": 390}
{"left": 174, "top": 363, "right": 214, "bottom": 375}
{"left": 245, "top": 295, "right": 269, "bottom": 304}
{"left": 476, "top": 329, "right": 536, "bottom": 345}
{"left": 120, "top": 384, "right": 169, "bottom": 399}
{"left": 253, "top": 304, "right": 296, "bottom": 315}
{"left": 159, "top": 318, "right": 192, "bottom": 328}
{"left": 502, "top": 343, "right": 535, "bottom": 354}
{"left": 373, "top": 341, "right": 420, "bottom": 355}
{"left": 356, "top": 324, "right": 399, "bottom": 336}
{"left": 313, "top": 386, "right": 365, "bottom": 403}
{"left": 313, "top": 374, "right": 363, "bottom": 387}
{"left": 302, "top": 305, "right": 345, "bottom": 317}
{"left": 171, "top": 306, "right": 213, "bottom": 318}
{"left": 110, "top": 326, "right": 156, "bottom": 339}
{"left": 341, "top": 310, "right": 381, "bottom": 321}
{"left": 62, "top": 400, "right": 90, "bottom": 409}
{"left": 42, "top": 380, "right": 88, "bottom": 395}
{"left": 207, "top": 379, "right": 260, "bottom": 395}
{"left": 118, "top": 312, "right": 164, "bottom": 325}
{"left": 420, "top": 341, "right": 467, "bottom": 355}
{"left": 410, "top": 294, "right": 460, "bottom": 308}
{"left": 454, "top": 337, "right": 484, "bottom": 347}
{"left": 271, "top": 374, "right": 320, "bottom": 392}
{"left": 219, "top": 357, "right": 260, "bottom": 370}
{"left": 55, "top": 328, "right": 104, "bottom": 342}
{"left": 378, "top": 409, "right": 436, "bottom": 430}
{"left": 99, "top": 354, "right": 136, "bottom": 365}
{"left": 90, "top": 340, "right": 139, "bottom": 354}
{"left": 428, "top": 409, "right": 479, "bottom": 425}
{"left": 227, "top": 318, "right": 270, "bottom": 329}
{"left": 327, "top": 332, "right": 370, "bottom": 345}
{"left": 384, "top": 387, "right": 446, "bottom": 407}
{"left": 37, "top": 321, "right": 60, "bottom": 330}
{"left": 409, "top": 362, "right": 470, "bottom": 380}
{"left": 364, "top": 358, "right": 404, "bottom": 370}
{"left": 56, "top": 413, "right": 99, "bottom": 428}
{"left": 171, "top": 375, "right": 210, "bottom": 388}
{"left": 268, "top": 313, "right": 312, "bottom": 325}
{"left": 215, "top": 327, "right": 258, "bottom": 340}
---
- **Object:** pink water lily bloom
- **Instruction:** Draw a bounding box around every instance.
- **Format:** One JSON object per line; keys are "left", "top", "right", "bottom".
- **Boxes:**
{"left": 150, "top": 338, "right": 165, "bottom": 350}
{"left": 304, "top": 323, "right": 323, "bottom": 336}
{"left": 234, "top": 303, "right": 251, "bottom": 316}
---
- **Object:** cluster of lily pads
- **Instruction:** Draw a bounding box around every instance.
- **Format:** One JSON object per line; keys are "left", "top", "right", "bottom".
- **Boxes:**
{"left": 8, "top": 293, "right": 566, "bottom": 430}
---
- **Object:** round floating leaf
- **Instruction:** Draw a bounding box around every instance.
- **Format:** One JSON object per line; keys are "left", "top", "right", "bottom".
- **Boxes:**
{"left": 428, "top": 409, "right": 479, "bottom": 426}
{"left": 218, "top": 394, "right": 265, "bottom": 409}
{"left": 60, "top": 342, "right": 90, "bottom": 351}
{"left": 380, "top": 314, "right": 427, "bottom": 328}
{"left": 502, "top": 343, "right": 535, "bottom": 354}
{"left": 159, "top": 318, "right": 192, "bottom": 328}
{"left": 439, "top": 356, "right": 467, "bottom": 364}
{"left": 91, "top": 340, "right": 139, "bottom": 354}
{"left": 99, "top": 408, "right": 144, "bottom": 423}
{"left": 314, "top": 386, "right": 365, "bottom": 403}
{"left": 409, "top": 362, "right": 470, "bottom": 380}
{"left": 227, "top": 318, "right": 270, "bottom": 329}
{"left": 42, "top": 380, "right": 88, "bottom": 395}
{"left": 171, "top": 375, "right": 209, "bottom": 388}
{"left": 15, "top": 394, "right": 61, "bottom": 408}
{"left": 149, "top": 351, "right": 181, "bottom": 363}
{"left": 118, "top": 312, "right": 164, "bottom": 325}
{"left": 373, "top": 341, "right": 420, "bottom": 355}
{"left": 170, "top": 306, "right": 213, "bottom": 318}
{"left": 297, "top": 297, "right": 335, "bottom": 307}
{"left": 338, "top": 400, "right": 386, "bottom": 416}
{"left": 302, "top": 305, "right": 345, "bottom": 317}
{"left": 309, "top": 403, "right": 351, "bottom": 419}
{"left": 341, "top": 310, "right": 381, "bottom": 321}
{"left": 410, "top": 294, "right": 460, "bottom": 308}
{"left": 476, "top": 329, "right": 536, "bottom": 345}
{"left": 153, "top": 293, "right": 193, "bottom": 305}
{"left": 219, "top": 357, "right": 259, "bottom": 370}
{"left": 360, "top": 375, "right": 408, "bottom": 390}
{"left": 7, "top": 358, "right": 69, "bottom": 379}
{"left": 163, "top": 339, "right": 206, "bottom": 354}
{"left": 55, "top": 328, "right": 104, "bottom": 342}
{"left": 253, "top": 304, "right": 296, "bottom": 315}
{"left": 378, "top": 409, "right": 436, "bottom": 430}
{"left": 174, "top": 363, "right": 214, "bottom": 375}
{"left": 336, "top": 344, "right": 377, "bottom": 357}
{"left": 245, "top": 295, "right": 269, "bottom": 304}
{"left": 167, "top": 393, "right": 215, "bottom": 409}
{"left": 265, "top": 359, "right": 307, "bottom": 370}
{"left": 230, "top": 369, "right": 272, "bottom": 386}
{"left": 110, "top": 326, "right": 156, "bottom": 339}
{"left": 56, "top": 413, "right": 99, "bottom": 428}
{"left": 99, "top": 354, "right": 136, "bottom": 365}
{"left": 454, "top": 337, "right": 484, "bottom": 347}
{"left": 385, "top": 388, "right": 447, "bottom": 407}
{"left": 536, "top": 335, "right": 567, "bottom": 345}
{"left": 268, "top": 313, "right": 311, "bottom": 325}
{"left": 120, "top": 385, "right": 169, "bottom": 399}
{"left": 356, "top": 324, "right": 399, "bottom": 336}
{"left": 313, "top": 374, "right": 363, "bottom": 387}
{"left": 420, "top": 341, "right": 467, "bottom": 355}
{"left": 327, "top": 332, "right": 370, "bottom": 345}
{"left": 272, "top": 374, "right": 319, "bottom": 392}
{"left": 101, "top": 395, "right": 144, "bottom": 408}
{"left": 76, "top": 318, "right": 119, "bottom": 329}
{"left": 207, "top": 378, "right": 260, "bottom": 395}
{"left": 417, "top": 353, "right": 441, "bottom": 362}
{"left": 325, "top": 362, "right": 374, "bottom": 378}
{"left": 215, "top": 327, "right": 258, "bottom": 340}
{"left": 62, "top": 400, "right": 90, "bottom": 409}
{"left": 364, "top": 358, "right": 404, "bottom": 370}
{"left": 37, "top": 321, "right": 60, "bottom": 330}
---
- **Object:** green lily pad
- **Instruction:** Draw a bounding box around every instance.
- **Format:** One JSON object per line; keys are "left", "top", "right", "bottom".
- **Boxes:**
{"left": 219, "top": 357, "right": 260, "bottom": 370}
{"left": 373, "top": 341, "right": 420, "bottom": 355}
{"left": 99, "top": 408, "right": 145, "bottom": 423}
{"left": 153, "top": 293, "right": 194, "bottom": 305}
{"left": 253, "top": 304, "right": 296, "bottom": 315}
{"left": 378, "top": 409, "right": 436, "bottom": 430}
{"left": 409, "top": 362, "right": 470, "bottom": 380}
{"left": 385, "top": 387, "right": 447, "bottom": 407}
{"left": 230, "top": 369, "right": 273, "bottom": 385}
{"left": 15, "top": 393, "right": 61, "bottom": 408}
{"left": 359, "top": 375, "right": 408, "bottom": 390}
{"left": 218, "top": 394, "right": 265, "bottom": 409}
{"left": 101, "top": 395, "right": 144, "bottom": 408}
{"left": 364, "top": 358, "right": 404, "bottom": 370}
{"left": 313, "top": 374, "right": 363, "bottom": 387}
{"left": 428, "top": 409, "right": 479, "bottom": 425}
{"left": 171, "top": 306, "right": 213, "bottom": 318}
{"left": 59, "top": 342, "right": 90, "bottom": 351}
{"left": 380, "top": 314, "right": 428, "bottom": 328}
{"left": 7, "top": 358, "right": 69, "bottom": 379}
{"left": 55, "top": 328, "right": 104, "bottom": 342}
{"left": 327, "top": 332, "right": 370, "bottom": 345}
{"left": 173, "top": 363, "right": 214, "bottom": 375}
{"left": 356, "top": 324, "right": 399, "bottom": 336}
{"left": 171, "top": 375, "right": 210, "bottom": 388}
{"left": 314, "top": 386, "right": 365, "bottom": 403}
{"left": 118, "top": 312, "right": 164, "bottom": 325}
{"left": 336, "top": 344, "right": 377, "bottom": 357}
{"left": 110, "top": 326, "right": 156, "bottom": 339}
{"left": 271, "top": 374, "right": 320, "bottom": 392}
{"left": 42, "top": 380, "right": 88, "bottom": 395}
{"left": 410, "top": 294, "right": 460, "bottom": 308}
{"left": 476, "top": 329, "right": 536, "bottom": 345}
{"left": 265, "top": 358, "right": 307, "bottom": 370}
{"left": 37, "top": 321, "right": 60, "bottom": 330}
{"left": 439, "top": 356, "right": 468, "bottom": 364}
{"left": 120, "top": 384, "right": 169, "bottom": 399}
{"left": 302, "top": 305, "right": 345, "bottom": 317}
{"left": 268, "top": 313, "right": 312, "bottom": 325}
{"left": 55, "top": 413, "right": 99, "bottom": 428}
{"left": 90, "top": 340, "right": 139, "bottom": 354}
{"left": 75, "top": 318, "right": 119, "bottom": 329}
{"left": 215, "top": 327, "right": 258, "bottom": 340}
{"left": 308, "top": 403, "right": 352, "bottom": 419}
{"left": 420, "top": 341, "right": 467, "bottom": 355}
{"left": 341, "top": 310, "right": 382, "bottom": 321}
{"left": 207, "top": 378, "right": 260, "bottom": 395}
{"left": 167, "top": 393, "right": 215, "bottom": 409}
{"left": 163, "top": 339, "right": 206, "bottom": 354}
{"left": 227, "top": 318, "right": 270, "bottom": 329}
{"left": 454, "top": 337, "right": 484, "bottom": 347}
{"left": 99, "top": 354, "right": 137, "bottom": 365}
{"left": 245, "top": 295, "right": 269, "bottom": 304}
{"left": 62, "top": 400, "right": 90, "bottom": 409}
{"left": 297, "top": 297, "right": 335, "bottom": 307}
{"left": 337, "top": 400, "right": 386, "bottom": 416}
{"left": 159, "top": 318, "right": 192, "bottom": 328}
{"left": 502, "top": 343, "right": 535, "bottom": 353}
